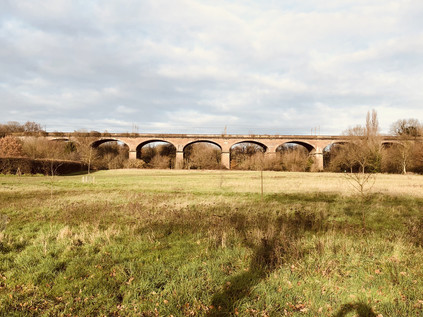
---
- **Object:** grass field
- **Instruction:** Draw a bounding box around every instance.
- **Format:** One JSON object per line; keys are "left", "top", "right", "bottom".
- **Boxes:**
{"left": 1, "top": 170, "right": 423, "bottom": 316}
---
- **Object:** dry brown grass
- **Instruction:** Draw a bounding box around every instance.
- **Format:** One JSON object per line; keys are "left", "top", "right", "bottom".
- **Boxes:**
{"left": 84, "top": 169, "right": 423, "bottom": 197}
{"left": 154, "top": 170, "right": 423, "bottom": 197}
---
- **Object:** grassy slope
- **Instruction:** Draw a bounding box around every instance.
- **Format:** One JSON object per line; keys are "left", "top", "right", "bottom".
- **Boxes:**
{"left": 0, "top": 170, "right": 422, "bottom": 316}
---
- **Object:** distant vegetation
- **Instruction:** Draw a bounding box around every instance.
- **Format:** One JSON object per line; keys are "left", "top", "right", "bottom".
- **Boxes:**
{"left": 0, "top": 121, "right": 45, "bottom": 137}
{"left": 1, "top": 111, "right": 423, "bottom": 174}
{"left": 325, "top": 112, "right": 423, "bottom": 174}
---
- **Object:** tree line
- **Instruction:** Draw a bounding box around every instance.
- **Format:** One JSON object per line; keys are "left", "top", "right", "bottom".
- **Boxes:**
{"left": 0, "top": 121, "right": 45, "bottom": 137}
{"left": 1, "top": 111, "right": 423, "bottom": 174}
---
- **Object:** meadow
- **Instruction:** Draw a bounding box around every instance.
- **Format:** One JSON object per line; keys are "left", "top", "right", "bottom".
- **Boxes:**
{"left": 0, "top": 170, "right": 422, "bottom": 316}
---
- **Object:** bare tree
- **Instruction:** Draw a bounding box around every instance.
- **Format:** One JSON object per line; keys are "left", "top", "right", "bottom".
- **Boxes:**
{"left": 184, "top": 143, "right": 221, "bottom": 169}
{"left": 140, "top": 143, "right": 175, "bottom": 169}
{"left": 327, "top": 143, "right": 358, "bottom": 173}
{"left": 278, "top": 144, "right": 312, "bottom": 172}
{"left": 389, "top": 118, "right": 422, "bottom": 174}
{"left": 338, "top": 110, "right": 382, "bottom": 173}
{"left": 231, "top": 143, "right": 265, "bottom": 170}
{"left": 0, "top": 121, "right": 44, "bottom": 136}
{"left": 74, "top": 135, "right": 99, "bottom": 174}
{"left": 390, "top": 118, "right": 422, "bottom": 137}
{"left": 22, "top": 138, "right": 76, "bottom": 161}
{"left": 96, "top": 142, "right": 129, "bottom": 169}
{"left": 23, "top": 121, "right": 43, "bottom": 133}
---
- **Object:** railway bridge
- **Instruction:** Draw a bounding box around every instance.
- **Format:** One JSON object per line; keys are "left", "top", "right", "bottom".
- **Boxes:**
{"left": 39, "top": 133, "right": 399, "bottom": 170}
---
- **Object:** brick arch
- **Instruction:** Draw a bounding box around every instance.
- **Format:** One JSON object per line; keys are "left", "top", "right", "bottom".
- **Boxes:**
{"left": 50, "top": 137, "right": 70, "bottom": 142}
{"left": 183, "top": 140, "right": 222, "bottom": 152}
{"left": 91, "top": 138, "right": 129, "bottom": 149}
{"left": 228, "top": 141, "right": 268, "bottom": 170}
{"left": 322, "top": 141, "right": 351, "bottom": 154}
{"left": 278, "top": 141, "right": 315, "bottom": 153}
{"left": 323, "top": 141, "right": 348, "bottom": 148}
{"left": 136, "top": 139, "right": 176, "bottom": 151}
{"left": 381, "top": 140, "right": 402, "bottom": 148}
{"left": 135, "top": 139, "right": 177, "bottom": 160}
{"left": 230, "top": 140, "right": 268, "bottom": 152}
{"left": 182, "top": 140, "right": 223, "bottom": 170}
{"left": 48, "top": 138, "right": 77, "bottom": 156}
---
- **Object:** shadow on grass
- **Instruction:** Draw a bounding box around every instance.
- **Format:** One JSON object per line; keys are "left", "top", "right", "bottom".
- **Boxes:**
{"left": 207, "top": 225, "right": 278, "bottom": 315}
{"left": 208, "top": 211, "right": 324, "bottom": 316}
{"left": 333, "top": 302, "right": 378, "bottom": 317}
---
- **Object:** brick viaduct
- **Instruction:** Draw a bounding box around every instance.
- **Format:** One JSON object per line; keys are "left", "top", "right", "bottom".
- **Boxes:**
{"left": 40, "top": 133, "right": 400, "bottom": 171}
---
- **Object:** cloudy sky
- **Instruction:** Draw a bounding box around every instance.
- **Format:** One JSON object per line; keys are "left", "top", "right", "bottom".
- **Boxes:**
{"left": 1, "top": 0, "right": 422, "bottom": 135}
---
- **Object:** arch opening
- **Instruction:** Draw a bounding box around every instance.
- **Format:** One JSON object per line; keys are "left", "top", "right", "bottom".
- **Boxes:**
{"left": 95, "top": 140, "right": 129, "bottom": 170}
{"left": 91, "top": 138, "right": 127, "bottom": 148}
{"left": 48, "top": 138, "right": 78, "bottom": 160}
{"left": 381, "top": 141, "right": 400, "bottom": 149}
{"left": 275, "top": 142, "right": 314, "bottom": 172}
{"left": 323, "top": 142, "right": 348, "bottom": 171}
{"left": 322, "top": 142, "right": 369, "bottom": 173}
{"left": 279, "top": 141, "right": 315, "bottom": 153}
{"left": 136, "top": 140, "right": 176, "bottom": 169}
{"left": 183, "top": 141, "right": 222, "bottom": 170}
{"left": 230, "top": 141, "right": 267, "bottom": 170}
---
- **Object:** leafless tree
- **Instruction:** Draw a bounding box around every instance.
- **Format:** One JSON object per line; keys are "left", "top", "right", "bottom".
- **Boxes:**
{"left": 96, "top": 142, "right": 129, "bottom": 169}
{"left": 278, "top": 144, "right": 312, "bottom": 172}
{"left": 74, "top": 135, "right": 99, "bottom": 174}
{"left": 389, "top": 118, "right": 422, "bottom": 174}
{"left": 184, "top": 143, "right": 221, "bottom": 169}
{"left": 0, "top": 121, "right": 44, "bottom": 136}
{"left": 231, "top": 143, "right": 265, "bottom": 170}
{"left": 332, "top": 110, "right": 382, "bottom": 173}
{"left": 23, "top": 121, "right": 43, "bottom": 133}
{"left": 390, "top": 118, "right": 422, "bottom": 137}
{"left": 140, "top": 143, "right": 175, "bottom": 169}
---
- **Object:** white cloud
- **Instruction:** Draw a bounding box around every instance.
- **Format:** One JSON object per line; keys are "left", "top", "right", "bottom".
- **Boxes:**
{"left": 116, "top": 105, "right": 137, "bottom": 114}
{"left": 1, "top": 0, "right": 422, "bottom": 135}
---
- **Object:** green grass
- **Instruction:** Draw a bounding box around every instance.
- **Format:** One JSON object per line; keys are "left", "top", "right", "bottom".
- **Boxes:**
{"left": 1, "top": 170, "right": 423, "bottom": 316}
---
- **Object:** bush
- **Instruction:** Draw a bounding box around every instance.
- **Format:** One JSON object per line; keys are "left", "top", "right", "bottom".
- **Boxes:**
{"left": 0, "top": 136, "right": 23, "bottom": 157}
{"left": 184, "top": 143, "right": 221, "bottom": 169}
{"left": 0, "top": 158, "right": 87, "bottom": 175}
{"left": 124, "top": 159, "right": 146, "bottom": 169}
{"left": 149, "top": 155, "right": 173, "bottom": 169}
{"left": 95, "top": 143, "right": 129, "bottom": 170}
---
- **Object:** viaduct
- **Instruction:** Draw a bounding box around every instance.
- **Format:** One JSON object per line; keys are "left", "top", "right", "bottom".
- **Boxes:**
{"left": 39, "top": 133, "right": 401, "bottom": 171}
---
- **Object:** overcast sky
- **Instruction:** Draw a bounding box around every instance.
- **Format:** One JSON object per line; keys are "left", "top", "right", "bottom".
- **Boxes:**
{"left": 1, "top": 0, "right": 422, "bottom": 135}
